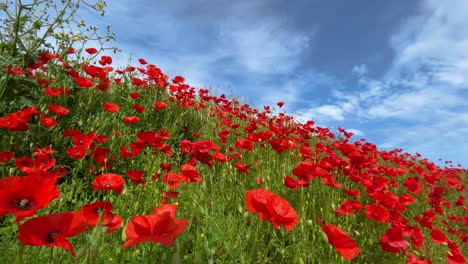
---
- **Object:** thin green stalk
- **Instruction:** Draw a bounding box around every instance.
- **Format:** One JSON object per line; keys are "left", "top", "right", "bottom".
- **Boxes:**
{"left": 14, "top": 243, "right": 24, "bottom": 264}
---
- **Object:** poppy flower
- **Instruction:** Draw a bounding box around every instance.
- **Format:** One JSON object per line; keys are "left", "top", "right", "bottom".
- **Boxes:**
{"left": 277, "top": 102, "right": 284, "bottom": 108}
{"left": 172, "top": 76, "right": 185, "bottom": 84}
{"left": 123, "top": 204, "right": 187, "bottom": 248}
{"left": 103, "top": 102, "right": 120, "bottom": 113}
{"left": 0, "top": 175, "right": 60, "bottom": 222}
{"left": 132, "top": 103, "right": 146, "bottom": 113}
{"left": 266, "top": 194, "right": 299, "bottom": 231}
{"left": 44, "top": 87, "right": 71, "bottom": 97}
{"left": 123, "top": 116, "right": 140, "bottom": 124}
{"left": 18, "top": 211, "right": 86, "bottom": 256}
{"left": 91, "top": 173, "right": 125, "bottom": 194}
{"left": 365, "top": 204, "right": 390, "bottom": 223}
{"left": 318, "top": 218, "right": 361, "bottom": 260}
{"left": 74, "top": 76, "right": 94, "bottom": 88}
{"left": 98, "top": 55, "right": 112, "bottom": 66}
{"left": 342, "top": 189, "right": 361, "bottom": 197}
{"left": 235, "top": 162, "right": 252, "bottom": 176}
{"left": 81, "top": 201, "right": 123, "bottom": 233}
{"left": 0, "top": 151, "right": 14, "bottom": 163}
{"left": 378, "top": 226, "right": 409, "bottom": 253}
{"left": 15, "top": 154, "right": 56, "bottom": 173}
{"left": 125, "top": 170, "right": 146, "bottom": 185}
{"left": 431, "top": 229, "right": 448, "bottom": 244}
{"left": 129, "top": 92, "right": 140, "bottom": 99}
{"left": 154, "top": 101, "right": 168, "bottom": 110}
{"left": 67, "top": 146, "right": 87, "bottom": 160}
{"left": 85, "top": 48, "right": 98, "bottom": 54}
{"left": 40, "top": 117, "right": 57, "bottom": 128}
{"left": 335, "top": 200, "right": 363, "bottom": 215}
{"left": 181, "top": 164, "right": 202, "bottom": 182}
{"left": 138, "top": 58, "right": 147, "bottom": 64}
{"left": 284, "top": 175, "right": 309, "bottom": 190}
{"left": 48, "top": 104, "right": 70, "bottom": 116}
{"left": 245, "top": 189, "right": 298, "bottom": 231}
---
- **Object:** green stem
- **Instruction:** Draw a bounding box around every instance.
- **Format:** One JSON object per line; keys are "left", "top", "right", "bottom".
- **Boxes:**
{"left": 147, "top": 243, "right": 155, "bottom": 264}
{"left": 14, "top": 243, "right": 24, "bottom": 264}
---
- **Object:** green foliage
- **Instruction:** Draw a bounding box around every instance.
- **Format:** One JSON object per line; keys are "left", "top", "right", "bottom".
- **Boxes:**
{"left": 0, "top": 0, "right": 118, "bottom": 102}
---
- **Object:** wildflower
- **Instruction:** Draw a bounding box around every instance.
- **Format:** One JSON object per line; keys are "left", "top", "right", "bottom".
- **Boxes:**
{"left": 91, "top": 173, "right": 125, "bottom": 194}
{"left": 0, "top": 175, "right": 60, "bottom": 222}
{"left": 18, "top": 211, "right": 86, "bottom": 256}
{"left": 245, "top": 189, "right": 298, "bottom": 231}
{"left": 318, "top": 218, "right": 360, "bottom": 260}
{"left": 123, "top": 204, "right": 187, "bottom": 248}
{"left": 104, "top": 102, "right": 120, "bottom": 113}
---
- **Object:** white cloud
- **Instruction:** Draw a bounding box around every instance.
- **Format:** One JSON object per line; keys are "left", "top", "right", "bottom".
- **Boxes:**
{"left": 299, "top": 105, "right": 345, "bottom": 122}
{"left": 217, "top": 19, "right": 311, "bottom": 74}
{"left": 352, "top": 64, "right": 368, "bottom": 76}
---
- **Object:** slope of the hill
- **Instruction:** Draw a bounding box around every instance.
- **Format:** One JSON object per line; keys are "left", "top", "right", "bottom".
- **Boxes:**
{"left": 0, "top": 49, "right": 466, "bottom": 264}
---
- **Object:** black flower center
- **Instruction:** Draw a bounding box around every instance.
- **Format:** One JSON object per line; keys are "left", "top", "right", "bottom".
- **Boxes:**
{"left": 46, "top": 231, "right": 61, "bottom": 243}
{"left": 15, "top": 198, "right": 33, "bottom": 210}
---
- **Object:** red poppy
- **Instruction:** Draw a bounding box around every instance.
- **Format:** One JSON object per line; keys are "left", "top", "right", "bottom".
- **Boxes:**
{"left": 342, "top": 189, "right": 361, "bottom": 197}
{"left": 245, "top": 189, "right": 298, "bottom": 231}
{"left": 44, "top": 87, "right": 71, "bottom": 97}
{"left": 129, "top": 92, "right": 140, "bottom": 99}
{"left": 81, "top": 202, "right": 123, "bottom": 233}
{"left": 431, "top": 229, "right": 448, "bottom": 244}
{"left": 154, "top": 101, "right": 168, "bottom": 110}
{"left": 447, "top": 249, "right": 466, "bottom": 264}
{"left": 48, "top": 104, "right": 70, "bottom": 116}
{"left": 162, "top": 172, "right": 188, "bottom": 188}
{"left": 123, "top": 116, "right": 140, "bottom": 124}
{"left": 132, "top": 103, "right": 146, "bottom": 113}
{"left": 125, "top": 170, "right": 146, "bottom": 185}
{"left": 123, "top": 204, "right": 187, "bottom": 248}
{"left": 85, "top": 48, "right": 98, "bottom": 54}
{"left": 0, "top": 175, "right": 60, "bottom": 222}
{"left": 235, "top": 139, "right": 254, "bottom": 151}
{"left": 18, "top": 211, "right": 86, "bottom": 256}
{"left": 365, "top": 204, "right": 390, "bottom": 223}
{"left": 266, "top": 194, "right": 299, "bottom": 231}
{"left": 103, "top": 102, "right": 120, "bottom": 113}
{"left": 74, "top": 76, "right": 94, "bottom": 88}
{"left": 40, "top": 117, "right": 57, "bottom": 128}
{"left": 92, "top": 147, "right": 113, "bottom": 167}
{"left": 318, "top": 218, "right": 361, "bottom": 260}
{"left": 378, "top": 226, "right": 409, "bottom": 253}
{"left": 66, "top": 146, "right": 87, "bottom": 160}
{"left": 276, "top": 102, "right": 284, "bottom": 108}
{"left": 235, "top": 162, "right": 252, "bottom": 175}
{"left": 98, "top": 55, "right": 112, "bottom": 66}
{"left": 335, "top": 200, "right": 363, "bottom": 215}
{"left": 71, "top": 133, "right": 93, "bottom": 149}
{"left": 138, "top": 58, "right": 148, "bottom": 65}
{"left": 91, "top": 173, "right": 125, "bottom": 194}
{"left": 0, "top": 151, "right": 14, "bottom": 163}
{"left": 172, "top": 76, "right": 185, "bottom": 84}
{"left": 180, "top": 164, "right": 202, "bottom": 182}
{"left": 283, "top": 175, "right": 309, "bottom": 190}
{"left": 15, "top": 154, "right": 56, "bottom": 173}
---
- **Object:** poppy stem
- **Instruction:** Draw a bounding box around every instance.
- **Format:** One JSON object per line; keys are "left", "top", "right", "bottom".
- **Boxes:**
{"left": 147, "top": 243, "right": 155, "bottom": 264}
{"left": 14, "top": 243, "right": 24, "bottom": 264}
{"left": 49, "top": 246, "right": 54, "bottom": 264}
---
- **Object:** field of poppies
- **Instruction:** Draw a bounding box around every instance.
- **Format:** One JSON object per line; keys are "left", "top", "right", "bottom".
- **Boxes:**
{"left": 0, "top": 3, "right": 467, "bottom": 264}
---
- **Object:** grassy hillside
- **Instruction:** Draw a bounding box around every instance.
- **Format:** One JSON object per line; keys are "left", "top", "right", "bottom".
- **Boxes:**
{"left": 0, "top": 47, "right": 466, "bottom": 264}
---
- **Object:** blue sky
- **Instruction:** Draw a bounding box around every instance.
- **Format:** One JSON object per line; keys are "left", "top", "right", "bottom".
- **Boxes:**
{"left": 82, "top": 0, "right": 468, "bottom": 167}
